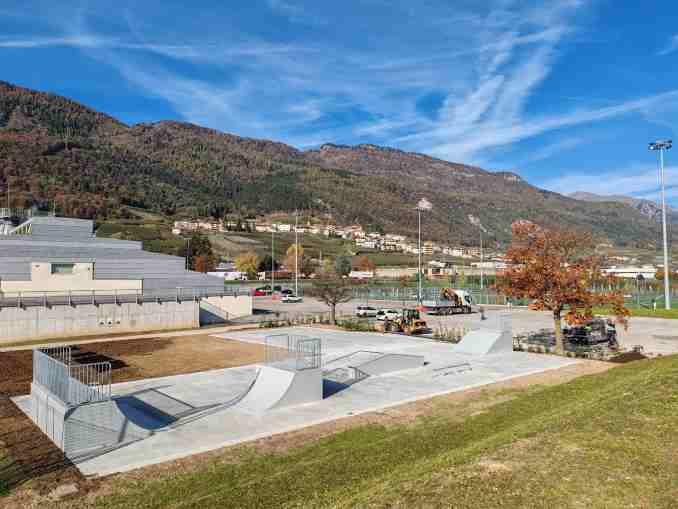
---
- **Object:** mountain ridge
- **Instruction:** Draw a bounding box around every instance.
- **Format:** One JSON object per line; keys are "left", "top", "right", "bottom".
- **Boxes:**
{"left": 0, "top": 80, "right": 661, "bottom": 247}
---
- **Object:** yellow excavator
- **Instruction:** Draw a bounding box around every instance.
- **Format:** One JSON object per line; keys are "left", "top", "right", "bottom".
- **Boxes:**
{"left": 375, "top": 308, "right": 428, "bottom": 335}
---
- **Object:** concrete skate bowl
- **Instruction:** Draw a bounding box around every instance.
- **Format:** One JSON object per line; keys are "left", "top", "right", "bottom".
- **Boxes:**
{"left": 322, "top": 351, "right": 426, "bottom": 397}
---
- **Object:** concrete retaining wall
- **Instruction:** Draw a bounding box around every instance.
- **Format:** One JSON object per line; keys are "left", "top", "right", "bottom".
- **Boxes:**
{"left": 0, "top": 301, "right": 199, "bottom": 344}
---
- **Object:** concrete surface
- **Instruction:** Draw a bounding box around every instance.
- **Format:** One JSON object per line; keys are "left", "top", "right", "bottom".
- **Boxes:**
{"left": 35, "top": 326, "right": 578, "bottom": 477}
{"left": 256, "top": 297, "right": 678, "bottom": 355}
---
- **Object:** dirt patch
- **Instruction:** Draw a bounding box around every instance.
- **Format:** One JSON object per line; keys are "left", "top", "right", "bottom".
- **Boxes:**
{"left": 608, "top": 351, "right": 649, "bottom": 363}
{"left": 0, "top": 334, "right": 264, "bottom": 498}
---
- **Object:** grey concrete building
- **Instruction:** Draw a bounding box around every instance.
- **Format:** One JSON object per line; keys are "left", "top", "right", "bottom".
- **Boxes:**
{"left": 0, "top": 216, "right": 252, "bottom": 342}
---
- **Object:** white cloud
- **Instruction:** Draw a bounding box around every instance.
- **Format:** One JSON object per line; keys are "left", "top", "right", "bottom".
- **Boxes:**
{"left": 541, "top": 164, "right": 678, "bottom": 205}
{"left": 6, "top": 0, "right": 677, "bottom": 166}
{"left": 658, "top": 34, "right": 678, "bottom": 56}
{"left": 518, "top": 136, "right": 585, "bottom": 164}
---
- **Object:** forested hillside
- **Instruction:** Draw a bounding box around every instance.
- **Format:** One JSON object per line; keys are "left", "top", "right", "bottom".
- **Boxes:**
{"left": 0, "top": 80, "right": 660, "bottom": 246}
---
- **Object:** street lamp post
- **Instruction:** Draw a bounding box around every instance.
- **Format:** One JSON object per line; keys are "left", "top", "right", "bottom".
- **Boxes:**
{"left": 294, "top": 210, "right": 299, "bottom": 297}
{"left": 649, "top": 139, "right": 673, "bottom": 310}
{"left": 415, "top": 198, "right": 432, "bottom": 304}
{"left": 479, "top": 226, "right": 484, "bottom": 291}
{"left": 271, "top": 229, "right": 275, "bottom": 296}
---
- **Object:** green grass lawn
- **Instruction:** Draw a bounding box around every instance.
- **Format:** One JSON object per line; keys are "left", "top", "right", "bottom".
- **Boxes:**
{"left": 594, "top": 306, "right": 678, "bottom": 319}
{"left": 55, "top": 355, "right": 678, "bottom": 509}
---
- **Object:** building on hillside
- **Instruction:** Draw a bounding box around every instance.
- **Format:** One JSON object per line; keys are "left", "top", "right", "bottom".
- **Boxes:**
{"left": 602, "top": 265, "right": 657, "bottom": 279}
{"left": 422, "top": 241, "right": 435, "bottom": 256}
{"left": 374, "top": 267, "right": 419, "bottom": 279}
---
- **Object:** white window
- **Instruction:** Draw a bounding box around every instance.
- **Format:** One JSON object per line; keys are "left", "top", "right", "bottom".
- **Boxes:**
{"left": 51, "top": 263, "right": 75, "bottom": 275}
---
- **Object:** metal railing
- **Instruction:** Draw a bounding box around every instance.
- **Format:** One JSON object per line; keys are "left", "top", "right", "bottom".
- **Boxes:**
{"left": 265, "top": 334, "right": 322, "bottom": 371}
{"left": 32, "top": 346, "right": 112, "bottom": 406}
{"left": 0, "top": 286, "right": 250, "bottom": 309}
{"left": 69, "top": 363, "right": 112, "bottom": 405}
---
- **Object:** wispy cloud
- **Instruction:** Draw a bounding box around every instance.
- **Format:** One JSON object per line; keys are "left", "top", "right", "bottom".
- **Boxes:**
{"left": 542, "top": 164, "right": 678, "bottom": 205}
{"left": 658, "top": 34, "right": 678, "bottom": 56}
{"left": 6, "top": 0, "right": 677, "bottom": 167}
{"left": 518, "top": 136, "right": 585, "bottom": 164}
{"left": 267, "top": 0, "right": 326, "bottom": 26}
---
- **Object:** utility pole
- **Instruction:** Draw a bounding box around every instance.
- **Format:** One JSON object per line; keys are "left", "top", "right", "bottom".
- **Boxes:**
{"left": 271, "top": 229, "right": 275, "bottom": 295}
{"left": 294, "top": 210, "right": 299, "bottom": 296}
{"left": 649, "top": 140, "right": 673, "bottom": 310}
{"left": 415, "top": 198, "right": 432, "bottom": 304}
{"left": 185, "top": 237, "right": 191, "bottom": 270}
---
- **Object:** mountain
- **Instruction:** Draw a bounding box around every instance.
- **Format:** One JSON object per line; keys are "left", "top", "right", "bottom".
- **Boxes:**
{"left": 0, "top": 80, "right": 661, "bottom": 247}
{"left": 569, "top": 191, "right": 677, "bottom": 224}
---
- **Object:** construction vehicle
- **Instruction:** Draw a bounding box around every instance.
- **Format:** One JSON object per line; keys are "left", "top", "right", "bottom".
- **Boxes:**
{"left": 374, "top": 308, "right": 428, "bottom": 335}
{"left": 421, "top": 288, "right": 473, "bottom": 315}
{"left": 563, "top": 318, "right": 618, "bottom": 348}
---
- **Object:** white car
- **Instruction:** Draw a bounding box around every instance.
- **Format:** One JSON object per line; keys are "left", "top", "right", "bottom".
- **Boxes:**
{"left": 356, "top": 305, "right": 378, "bottom": 317}
{"left": 376, "top": 309, "right": 402, "bottom": 321}
{"left": 281, "top": 294, "right": 303, "bottom": 303}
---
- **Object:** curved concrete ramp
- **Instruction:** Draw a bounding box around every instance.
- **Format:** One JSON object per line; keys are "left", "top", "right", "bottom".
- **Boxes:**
{"left": 235, "top": 366, "right": 323, "bottom": 414}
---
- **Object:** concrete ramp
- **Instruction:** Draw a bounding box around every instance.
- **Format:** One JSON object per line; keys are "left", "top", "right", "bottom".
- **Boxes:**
{"left": 454, "top": 329, "right": 513, "bottom": 355}
{"left": 235, "top": 365, "right": 323, "bottom": 414}
{"left": 356, "top": 353, "right": 426, "bottom": 376}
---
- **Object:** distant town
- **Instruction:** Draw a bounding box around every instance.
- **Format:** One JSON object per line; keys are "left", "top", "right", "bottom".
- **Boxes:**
{"left": 170, "top": 217, "right": 666, "bottom": 282}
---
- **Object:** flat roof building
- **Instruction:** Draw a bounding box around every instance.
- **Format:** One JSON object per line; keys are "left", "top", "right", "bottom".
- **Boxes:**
{"left": 0, "top": 216, "right": 224, "bottom": 296}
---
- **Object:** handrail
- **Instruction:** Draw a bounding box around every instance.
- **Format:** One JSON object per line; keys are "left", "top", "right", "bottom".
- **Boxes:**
{"left": 0, "top": 286, "right": 250, "bottom": 309}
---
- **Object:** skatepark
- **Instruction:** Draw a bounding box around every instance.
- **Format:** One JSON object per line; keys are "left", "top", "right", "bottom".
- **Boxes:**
{"left": 13, "top": 319, "right": 579, "bottom": 477}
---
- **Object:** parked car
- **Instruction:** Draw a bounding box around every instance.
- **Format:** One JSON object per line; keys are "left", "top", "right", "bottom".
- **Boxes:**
{"left": 356, "top": 305, "right": 378, "bottom": 317}
{"left": 376, "top": 309, "right": 402, "bottom": 321}
{"left": 252, "top": 289, "right": 267, "bottom": 296}
{"left": 281, "top": 294, "right": 303, "bottom": 303}
{"left": 280, "top": 288, "right": 294, "bottom": 295}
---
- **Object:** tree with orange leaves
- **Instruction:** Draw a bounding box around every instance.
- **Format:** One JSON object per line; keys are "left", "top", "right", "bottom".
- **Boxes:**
{"left": 496, "top": 222, "right": 629, "bottom": 353}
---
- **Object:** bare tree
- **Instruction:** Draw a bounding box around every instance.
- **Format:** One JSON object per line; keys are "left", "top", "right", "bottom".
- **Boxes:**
{"left": 311, "top": 277, "right": 353, "bottom": 324}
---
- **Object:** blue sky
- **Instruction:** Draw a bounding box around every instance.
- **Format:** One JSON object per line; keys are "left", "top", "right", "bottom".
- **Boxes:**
{"left": 1, "top": 0, "right": 677, "bottom": 204}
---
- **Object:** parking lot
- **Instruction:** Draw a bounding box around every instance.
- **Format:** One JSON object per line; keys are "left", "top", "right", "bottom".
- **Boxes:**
{"left": 255, "top": 296, "right": 678, "bottom": 355}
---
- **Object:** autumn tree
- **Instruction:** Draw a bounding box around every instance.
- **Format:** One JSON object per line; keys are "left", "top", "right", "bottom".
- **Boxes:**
{"left": 311, "top": 276, "right": 354, "bottom": 324}
{"left": 235, "top": 251, "right": 260, "bottom": 279}
{"left": 181, "top": 231, "right": 216, "bottom": 272}
{"left": 655, "top": 269, "right": 677, "bottom": 283}
{"left": 284, "top": 244, "right": 312, "bottom": 276}
{"left": 496, "top": 222, "right": 629, "bottom": 353}
{"left": 354, "top": 255, "right": 376, "bottom": 272}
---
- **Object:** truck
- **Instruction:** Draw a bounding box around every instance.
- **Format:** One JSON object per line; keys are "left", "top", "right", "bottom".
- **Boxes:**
{"left": 421, "top": 288, "right": 473, "bottom": 315}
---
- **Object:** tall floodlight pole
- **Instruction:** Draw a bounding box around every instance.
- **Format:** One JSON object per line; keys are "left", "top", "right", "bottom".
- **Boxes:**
{"left": 271, "top": 229, "right": 275, "bottom": 295}
{"left": 416, "top": 198, "right": 432, "bottom": 304}
{"left": 649, "top": 139, "right": 673, "bottom": 309}
{"left": 294, "top": 210, "right": 299, "bottom": 296}
{"left": 480, "top": 226, "right": 484, "bottom": 290}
